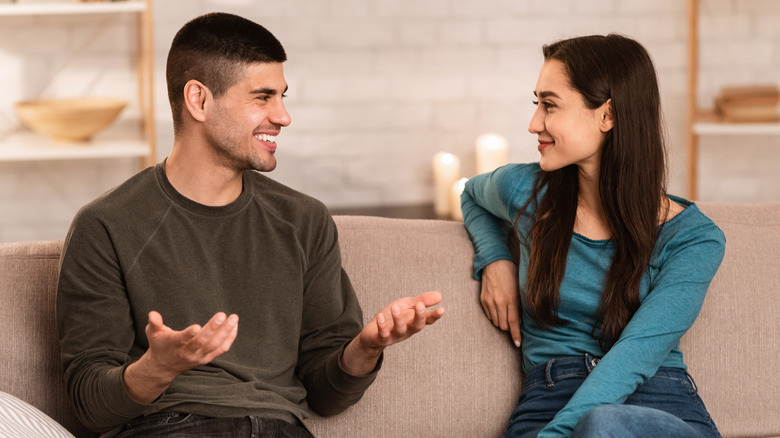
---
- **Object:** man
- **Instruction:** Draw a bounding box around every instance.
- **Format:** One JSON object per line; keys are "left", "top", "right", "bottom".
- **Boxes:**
{"left": 56, "top": 12, "right": 444, "bottom": 438}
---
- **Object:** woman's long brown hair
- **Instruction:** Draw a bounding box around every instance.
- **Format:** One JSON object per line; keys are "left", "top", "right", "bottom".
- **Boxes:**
{"left": 517, "top": 34, "right": 668, "bottom": 352}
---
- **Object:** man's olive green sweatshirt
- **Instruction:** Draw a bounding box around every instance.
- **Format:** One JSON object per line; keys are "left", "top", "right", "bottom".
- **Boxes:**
{"left": 57, "top": 163, "right": 378, "bottom": 437}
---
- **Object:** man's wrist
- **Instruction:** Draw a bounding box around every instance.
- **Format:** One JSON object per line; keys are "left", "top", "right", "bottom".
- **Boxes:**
{"left": 341, "top": 337, "right": 383, "bottom": 377}
{"left": 123, "top": 354, "right": 177, "bottom": 404}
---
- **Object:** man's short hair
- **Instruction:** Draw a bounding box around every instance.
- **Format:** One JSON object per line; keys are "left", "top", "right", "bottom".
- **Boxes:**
{"left": 166, "top": 12, "right": 287, "bottom": 133}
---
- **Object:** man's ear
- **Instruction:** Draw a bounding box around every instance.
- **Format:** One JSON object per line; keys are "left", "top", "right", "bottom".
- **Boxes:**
{"left": 599, "top": 98, "right": 613, "bottom": 133}
{"left": 183, "top": 80, "right": 210, "bottom": 123}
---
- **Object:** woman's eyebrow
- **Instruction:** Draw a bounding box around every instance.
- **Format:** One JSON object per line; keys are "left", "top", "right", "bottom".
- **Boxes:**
{"left": 534, "top": 90, "right": 560, "bottom": 99}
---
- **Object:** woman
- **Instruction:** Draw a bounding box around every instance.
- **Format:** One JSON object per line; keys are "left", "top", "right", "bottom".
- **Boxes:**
{"left": 461, "top": 34, "right": 725, "bottom": 438}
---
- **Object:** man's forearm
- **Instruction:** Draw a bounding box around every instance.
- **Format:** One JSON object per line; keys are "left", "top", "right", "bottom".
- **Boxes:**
{"left": 340, "top": 337, "right": 383, "bottom": 376}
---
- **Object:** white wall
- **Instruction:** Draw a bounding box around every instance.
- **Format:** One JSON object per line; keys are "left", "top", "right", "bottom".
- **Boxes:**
{"left": 1, "top": 0, "right": 779, "bottom": 242}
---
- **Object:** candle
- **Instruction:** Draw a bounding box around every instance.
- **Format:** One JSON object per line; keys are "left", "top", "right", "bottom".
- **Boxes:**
{"left": 450, "top": 177, "right": 469, "bottom": 221}
{"left": 432, "top": 152, "right": 460, "bottom": 218}
{"left": 475, "top": 133, "right": 508, "bottom": 175}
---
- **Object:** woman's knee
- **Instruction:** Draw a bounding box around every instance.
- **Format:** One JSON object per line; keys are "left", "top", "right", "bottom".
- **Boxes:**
{"left": 572, "top": 405, "right": 631, "bottom": 437}
{"left": 572, "top": 404, "right": 700, "bottom": 438}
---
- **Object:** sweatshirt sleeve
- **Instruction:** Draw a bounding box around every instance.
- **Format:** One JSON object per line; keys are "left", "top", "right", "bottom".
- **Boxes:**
{"left": 56, "top": 207, "right": 153, "bottom": 433}
{"left": 461, "top": 163, "right": 537, "bottom": 279}
{"left": 295, "top": 212, "right": 379, "bottom": 416}
{"left": 538, "top": 222, "right": 726, "bottom": 438}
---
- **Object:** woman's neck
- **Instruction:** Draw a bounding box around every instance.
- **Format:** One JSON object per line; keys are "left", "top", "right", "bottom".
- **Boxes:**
{"left": 574, "top": 169, "right": 611, "bottom": 240}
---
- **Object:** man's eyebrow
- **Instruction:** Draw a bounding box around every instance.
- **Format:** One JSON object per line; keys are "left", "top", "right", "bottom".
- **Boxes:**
{"left": 534, "top": 90, "right": 560, "bottom": 99}
{"left": 250, "top": 85, "right": 289, "bottom": 95}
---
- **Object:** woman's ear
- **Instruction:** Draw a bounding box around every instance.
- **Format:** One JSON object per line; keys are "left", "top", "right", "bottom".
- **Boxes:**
{"left": 599, "top": 99, "right": 614, "bottom": 132}
{"left": 183, "top": 80, "right": 210, "bottom": 123}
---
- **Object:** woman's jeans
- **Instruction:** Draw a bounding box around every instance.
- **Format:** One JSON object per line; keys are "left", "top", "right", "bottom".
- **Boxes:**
{"left": 115, "top": 413, "right": 313, "bottom": 438}
{"left": 505, "top": 354, "right": 721, "bottom": 438}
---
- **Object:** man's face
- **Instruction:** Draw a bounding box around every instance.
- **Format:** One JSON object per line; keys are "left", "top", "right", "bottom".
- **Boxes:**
{"left": 204, "top": 62, "right": 291, "bottom": 172}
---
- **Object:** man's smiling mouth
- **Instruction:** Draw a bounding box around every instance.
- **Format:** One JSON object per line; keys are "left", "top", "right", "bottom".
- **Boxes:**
{"left": 255, "top": 134, "right": 277, "bottom": 143}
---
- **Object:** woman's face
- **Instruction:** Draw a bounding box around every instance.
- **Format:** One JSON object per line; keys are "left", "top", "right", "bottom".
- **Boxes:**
{"left": 529, "top": 59, "right": 612, "bottom": 176}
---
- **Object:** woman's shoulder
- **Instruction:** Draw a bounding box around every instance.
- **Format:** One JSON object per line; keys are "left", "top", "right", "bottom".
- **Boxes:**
{"left": 665, "top": 196, "right": 722, "bottom": 230}
{"left": 657, "top": 195, "right": 726, "bottom": 253}
{"left": 495, "top": 161, "right": 541, "bottom": 179}
{"left": 484, "top": 162, "right": 542, "bottom": 209}
{"left": 489, "top": 161, "right": 541, "bottom": 193}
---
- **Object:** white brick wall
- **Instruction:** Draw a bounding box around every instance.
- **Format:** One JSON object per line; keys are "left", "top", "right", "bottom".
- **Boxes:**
{"left": 1, "top": 0, "right": 779, "bottom": 242}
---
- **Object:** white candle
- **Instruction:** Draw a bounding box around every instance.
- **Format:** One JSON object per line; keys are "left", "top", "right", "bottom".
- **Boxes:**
{"left": 475, "top": 133, "right": 508, "bottom": 175}
{"left": 432, "top": 152, "right": 460, "bottom": 218}
{"left": 450, "top": 177, "right": 469, "bottom": 221}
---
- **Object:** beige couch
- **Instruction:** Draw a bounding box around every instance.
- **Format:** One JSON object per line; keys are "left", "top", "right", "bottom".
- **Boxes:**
{"left": 1, "top": 203, "right": 778, "bottom": 437}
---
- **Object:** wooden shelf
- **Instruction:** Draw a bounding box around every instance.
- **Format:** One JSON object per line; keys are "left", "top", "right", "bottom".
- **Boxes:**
{"left": 694, "top": 121, "right": 780, "bottom": 136}
{"left": 693, "top": 112, "right": 780, "bottom": 135}
{"left": 0, "top": 122, "right": 149, "bottom": 162}
{"left": 0, "top": 1, "right": 145, "bottom": 16}
{"left": 0, "top": 0, "right": 156, "bottom": 168}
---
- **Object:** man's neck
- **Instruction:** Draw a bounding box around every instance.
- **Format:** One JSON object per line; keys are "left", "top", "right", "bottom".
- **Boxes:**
{"left": 165, "top": 141, "right": 244, "bottom": 207}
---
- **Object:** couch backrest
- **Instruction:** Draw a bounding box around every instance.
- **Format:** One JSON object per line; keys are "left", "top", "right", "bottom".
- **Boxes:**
{"left": 0, "top": 221, "right": 521, "bottom": 438}
{"left": 1, "top": 203, "right": 778, "bottom": 438}
{"left": 314, "top": 208, "right": 780, "bottom": 438}
{"left": 307, "top": 217, "right": 522, "bottom": 437}
{"left": 682, "top": 203, "right": 780, "bottom": 438}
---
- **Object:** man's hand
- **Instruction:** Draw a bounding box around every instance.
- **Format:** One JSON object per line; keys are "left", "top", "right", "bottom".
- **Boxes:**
{"left": 481, "top": 259, "right": 521, "bottom": 347}
{"left": 124, "top": 311, "right": 239, "bottom": 403}
{"left": 341, "top": 291, "right": 445, "bottom": 376}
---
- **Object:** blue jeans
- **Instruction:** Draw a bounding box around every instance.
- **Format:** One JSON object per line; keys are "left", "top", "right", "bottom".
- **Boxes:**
{"left": 505, "top": 355, "right": 721, "bottom": 438}
{"left": 115, "top": 413, "right": 313, "bottom": 438}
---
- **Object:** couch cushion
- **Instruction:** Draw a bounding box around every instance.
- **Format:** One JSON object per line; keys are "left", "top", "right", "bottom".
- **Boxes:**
{"left": 307, "top": 216, "right": 523, "bottom": 437}
{"left": 683, "top": 203, "right": 780, "bottom": 437}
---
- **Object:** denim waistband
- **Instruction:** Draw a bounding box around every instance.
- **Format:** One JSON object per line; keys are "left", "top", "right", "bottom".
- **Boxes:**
{"left": 523, "top": 354, "right": 602, "bottom": 390}
{"left": 522, "top": 354, "right": 696, "bottom": 393}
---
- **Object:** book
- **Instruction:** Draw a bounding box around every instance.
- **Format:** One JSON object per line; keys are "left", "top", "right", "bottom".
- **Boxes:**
{"left": 717, "top": 84, "right": 779, "bottom": 102}
{"left": 714, "top": 84, "right": 779, "bottom": 123}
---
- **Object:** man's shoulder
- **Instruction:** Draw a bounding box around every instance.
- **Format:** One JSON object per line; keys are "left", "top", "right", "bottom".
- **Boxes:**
{"left": 72, "top": 166, "right": 161, "bottom": 228}
{"left": 245, "top": 172, "right": 340, "bottom": 256}
{"left": 245, "top": 171, "right": 330, "bottom": 219}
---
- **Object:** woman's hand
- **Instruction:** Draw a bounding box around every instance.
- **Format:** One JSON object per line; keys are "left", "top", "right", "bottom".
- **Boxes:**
{"left": 481, "top": 259, "right": 521, "bottom": 347}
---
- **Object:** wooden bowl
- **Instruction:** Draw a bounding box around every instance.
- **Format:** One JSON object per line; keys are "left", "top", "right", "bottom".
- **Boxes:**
{"left": 14, "top": 98, "right": 127, "bottom": 142}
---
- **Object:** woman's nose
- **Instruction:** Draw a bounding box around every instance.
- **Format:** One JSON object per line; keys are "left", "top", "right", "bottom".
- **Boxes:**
{"left": 528, "top": 107, "right": 544, "bottom": 134}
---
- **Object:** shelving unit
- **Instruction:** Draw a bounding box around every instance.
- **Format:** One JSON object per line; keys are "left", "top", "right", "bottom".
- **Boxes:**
{"left": 686, "top": 0, "right": 780, "bottom": 199}
{"left": 0, "top": 0, "right": 156, "bottom": 168}
{"left": 0, "top": 1, "right": 145, "bottom": 15}
{"left": 0, "top": 124, "right": 149, "bottom": 162}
